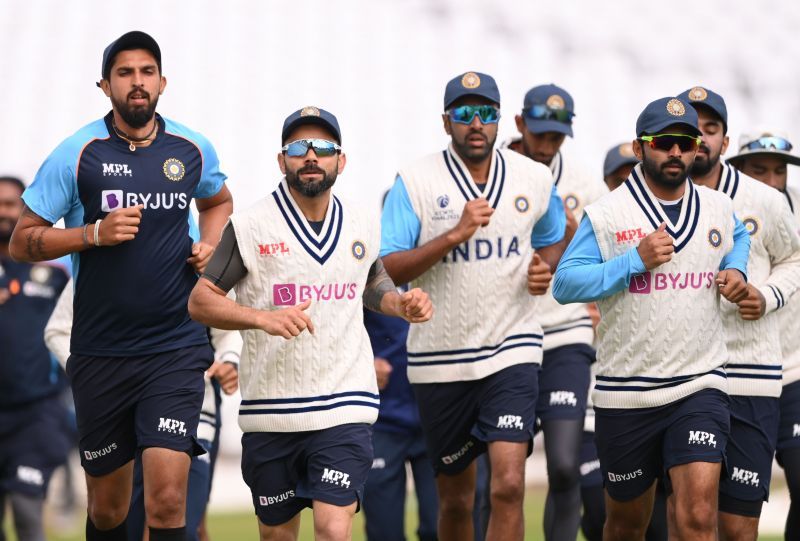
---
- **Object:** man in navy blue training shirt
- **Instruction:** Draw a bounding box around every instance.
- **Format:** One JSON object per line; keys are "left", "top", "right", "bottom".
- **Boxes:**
{"left": 0, "top": 175, "right": 72, "bottom": 541}
{"left": 9, "top": 31, "right": 232, "bottom": 541}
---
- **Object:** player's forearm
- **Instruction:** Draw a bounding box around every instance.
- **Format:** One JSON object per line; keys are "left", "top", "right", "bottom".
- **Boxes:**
{"left": 10, "top": 224, "right": 90, "bottom": 262}
{"left": 363, "top": 258, "right": 400, "bottom": 314}
{"left": 189, "top": 279, "right": 263, "bottom": 331}
{"left": 536, "top": 240, "right": 567, "bottom": 272}
{"left": 197, "top": 191, "right": 233, "bottom": 246}
{"left": 382, "top": 230, "right": 461, "bottom": 285}
{"left": 759, "top": 249, "right": 800, "bottom": 313}
{"left": 553, "top": 248, "right": 645, "bottom": 304}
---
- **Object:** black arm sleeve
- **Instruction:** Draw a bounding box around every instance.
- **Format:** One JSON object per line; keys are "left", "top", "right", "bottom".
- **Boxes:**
{"left": 201, "top": 222, "right": 247, "bottom": 292}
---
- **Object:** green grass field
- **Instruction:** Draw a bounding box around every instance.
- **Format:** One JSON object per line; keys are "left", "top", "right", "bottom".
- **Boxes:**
{"left": 3, "top": 488, "right": 785, "bottom": 540}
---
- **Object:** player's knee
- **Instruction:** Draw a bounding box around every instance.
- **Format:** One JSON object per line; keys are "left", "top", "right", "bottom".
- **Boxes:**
{"left": 603, "top": 519, "right": 648, "bottom": 541}
{"left": 438, "top": 490, "right": 473, "bottom": 520}
{"left": 547, "top": 456, "right": 580, "bottom": 491}
{"left": 145, "top": 486, "right": 185, "bottom": 526}
{"left": 490, "top": 469, "right": 525, "bottom": 506}
{"left": 87, "top": 502, "right": 128, "bottom": 531}
{"left": 678, "top": 498, "right": 716, "bottom": 534}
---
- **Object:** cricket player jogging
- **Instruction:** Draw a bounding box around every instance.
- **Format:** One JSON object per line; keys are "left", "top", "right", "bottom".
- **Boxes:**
{"left": 381, "top": 71, "right": 566, "bottom": 541}
{"left": 188, "top": 106, "right": 432, "bottom": 541}
{"left": 679, "top": 86, "right": 800, "bottom": 541}
{"left": 729, "top": 128, "right": 800, "bottom": 539}
{"left": 553, "top": 96, "right": 751, "bottom": 541}
{"left": 9, "top": 31, "right": 233, "bottom": 541}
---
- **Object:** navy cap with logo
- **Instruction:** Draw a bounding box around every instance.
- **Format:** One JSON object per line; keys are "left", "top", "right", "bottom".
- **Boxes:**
{"left": 281, "top": 106, "right": 341, "bottom": 144}
{"left": 98, "top": 31, "right": 161, "bottom": 87}
{"left": 603, "top": 142, "right": 640, "bottom": 177}
{"left": 677, "top": 86, "right": 728, "bottom": 133}
{"left": 443, "top": 71, "right": 500, "bottom": 110}
{"left": 522, "top": 84, "right": 575, "bottom": 137}
{"left": 636, "top": 97, "right": 701, "bottom": 137}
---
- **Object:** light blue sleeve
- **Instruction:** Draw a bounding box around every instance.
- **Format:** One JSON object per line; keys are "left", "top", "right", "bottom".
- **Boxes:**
{"left": 379, "top": 176, "right": 421, "bottom": 257}
{"left": 21, "top": 144, "right": 80, "bottom": 224}
{"left": 531, "top": 184, "right": 566, "bottom": 248}
{"left": 552, "top": 215, "right": 647, "bottom": 304}
{"left": 720, "top": 214, "right": 750, "bottom": 279}
{"left": 188, "top": 212, "right": 200, "bottom": 242}
{"left": 164, "top": 119, "right": 226, "bottom": 199}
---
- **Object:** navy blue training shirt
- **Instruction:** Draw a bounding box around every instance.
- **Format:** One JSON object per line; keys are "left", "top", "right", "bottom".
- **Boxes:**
{"left": 22, "top": 112, "right": 226, "bottom": 356}
{"left": 0, "top": 256, "right": 70, "bottom": 406}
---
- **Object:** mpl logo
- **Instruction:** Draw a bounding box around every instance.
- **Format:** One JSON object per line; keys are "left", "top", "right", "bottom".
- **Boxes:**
{"left": 497, "top": 415, "right": 524, "bottom": 430}
{"left": 730, "top": 467, "right": 759, "bottom": 487}
{"left": 83, "top": 442, "right": 118, "bottom": 461}
{"left": 101, "top": 190, "right": 123, "bottom": 212}
{"left": 321, "top": 468, "right": 351, "bottom": 488}
{"left": 16, "top": 466, "right": 44, "bottom": 486}
{"left": 550, "top": 391, "right": 578, "bottom": 407}
{"left": 158, "top": 417, "right": 187, "bottom": 436}
{"left": 793, "top": 423, "right": 800, "bottom": 437}
{"left": 102, "top": 163, "right": 133, "bottom": 177}
{"left": 615, "top": 228, "right": 647, "bottom": 244}
{"left": 259, "top": 242, "right": 290, "bottom": 256}
{"left": 688, "top": 430, "right": 716, "bottom": 447}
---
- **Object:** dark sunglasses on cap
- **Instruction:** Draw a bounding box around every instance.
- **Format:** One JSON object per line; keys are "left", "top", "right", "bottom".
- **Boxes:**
{"left": 448, "top": 105, "right": 501, "bottom": 125}
{"left": 741, "top": 136, "right": 793, "bottom": 152}
{"left": 639, "top": 133, "right": 701, "bottom": 152}
{"left": 281, "top": 139, "right": 342, "bottom": 157}
{"left": 524, "top": 104, "right": 575, "bottom": 124}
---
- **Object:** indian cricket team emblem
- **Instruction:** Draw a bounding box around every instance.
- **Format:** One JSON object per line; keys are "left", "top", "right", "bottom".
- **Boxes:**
{"left": 300, "top": 106, "right": 320, "bottom": 117}
{"left": 619, "top": 143, "right": 635, "bottom": 157}
{"left": 742, "top": 217, "right": 760, "bottom": 236}
{"left": 29, "top": 265, "right": 51, "bottom": 284}
{"left": 163, "top": 158, "right": 185, "bottom": 182}
{"left": 708, "top": 228, "right": 722, "bottom": 248}
{"left": 564, "top": 194, "right": 579, "bottom": 211}
{"left": 437, "top": 194, "right": 450, "bottom": 208}
{"left": 351, "top": 240, "right": 366, "bottom": 261}
{"left": 546, "top": 94, "right": 566, "bottom": 110}
{"left": 689, "top": 87, "right": 708, "bottom": 101}
{"left": 514, "top": 195, "right": 530, "bottom": 213}
{"left": 461, "top": 72, "right": 481, "bottom": 89}
{"left": 666, "top": 99, "right": 686, "bottom": 116}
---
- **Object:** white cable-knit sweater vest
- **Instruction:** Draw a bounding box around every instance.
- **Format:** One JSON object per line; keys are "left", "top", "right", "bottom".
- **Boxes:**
{"left": 231, "top": 180, "right": 380, "bottom": 432}
{"left": 585, "top": 165, "right": 735, "bottom": 408}
{"left": 399, "top": 145, "right": 554, "bottom": 383}
{"left": 780, "top": 184, "right": 800, "bottom": 384}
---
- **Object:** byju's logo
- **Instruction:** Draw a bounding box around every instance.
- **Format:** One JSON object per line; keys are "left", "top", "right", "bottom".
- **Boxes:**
{"left": 629, "top": 271, "right": 715, "bottom": 294}
{"left": 441, "top": 441, "right": 474, "bottom": 465}
{"left": 730, "top": 467, "right": 759, "bottom": 487}
{"left": 497, "top": 415, "right": 524, "bottom": 430}
{"left": 83, "top": 443, "right": 118, "bottom": 461}
{"left": 629, "top": 272, "right": 652, "bottom": 294}
{"left": 102, "top": 163, "right": 133, "bottom": 177}
{"left": 273, "top": 284, "right": 297, "bottom": 306}
{"left": 607, "top": 469, "right": 643, "bottom": 482}
{"left": 688, "top": 430, "right": 716, "bottom": 447}
{"left": 272, "top": 283, "right": 358, "bottom": 306}
{"left": 101, "top": 190, "right": 123, "bottom": 212}
{"left": 321, "top": 468, "right": 351, "bottom": 488}
{"left": 258, "top": 490, "right": 295, "bottom": 506}
{"left": 158, "top": 417, "right": 187, "bottom": 436}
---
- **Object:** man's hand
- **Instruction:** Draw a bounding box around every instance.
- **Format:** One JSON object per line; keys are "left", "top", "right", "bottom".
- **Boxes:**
{"left": 374, "top": 357, "right": 393, "bottom": 390}
{"left": 736, "top": 284, "right": 766, "bottom": 320}
{"left": 187, "top": 241, "right": 215, "bottom": 274}
{"left": 716, "top": 269, "right": 748, "bottom": 304}
{"left": 257, "top": 299, "right": 315, "bottom": 339}
{"left": 398, "top": 287, "right": 433, "bottom": 323}
{"left": 98, "top": 205, "right": 143, "bottom": 246}
{"left": 636, "top": 222, "right": 674, "bottom": 270}
{"left": 206, "top": 361, "right": 239, "bottom": 395}
{"left": 527, "top": 252, "right": 552, "bottom": 295}
{"left": 448, "top": 198, "right": 494, "bottom": 244}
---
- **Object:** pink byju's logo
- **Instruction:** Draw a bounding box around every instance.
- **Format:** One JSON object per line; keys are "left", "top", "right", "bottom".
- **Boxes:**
{"left": 629, "top": 271, "right": 715, "bottom": 294}
{"left": 101, "top": 190, "right": 123, "bottom": 212}
{"left": 273, "top": 283, "right": 358, "bottom": 306}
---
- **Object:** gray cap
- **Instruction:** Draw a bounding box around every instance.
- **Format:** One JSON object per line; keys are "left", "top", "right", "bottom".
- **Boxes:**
{"left": 728, "top": 129, "right": 800, "bottom": 166}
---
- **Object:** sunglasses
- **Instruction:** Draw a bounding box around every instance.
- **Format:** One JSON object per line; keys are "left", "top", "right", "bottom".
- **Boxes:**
{"left": 639, "top": 134, "right": 701, "bottom": 152}
{"left": 282, "top": 139, "right": 341, "bottom": 157}
{"left": 741, "top": 136, "right": 793, "bottom": 152}
{"left": 448, "top": 105, "right": 501, "bottom": 125}
{"left": 524, "top": 105, "right": 575, "bottom": 124}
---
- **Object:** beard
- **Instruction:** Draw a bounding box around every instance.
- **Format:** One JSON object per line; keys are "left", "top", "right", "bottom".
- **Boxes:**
{"left": 452, "top": 130, "right": 496, "bottom": 164}
{"left": 111, "top": 88, "right": 159, "bottom": 129}
{"left": 0, "top": 217, "right": 15, "bottom": 243}
{"left": 642, "top": 153, "right": 689, "bottom": 188}
{"left": 690, "top": 143, "right": 721, "bottom": 177}
{"left": 286, "top": 164, "right": 337, "bottom": 198}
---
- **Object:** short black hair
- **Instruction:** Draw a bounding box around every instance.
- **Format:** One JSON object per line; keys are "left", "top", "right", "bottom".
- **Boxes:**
{"left": 0, "top": 176, "right": 25, "bottom": 195}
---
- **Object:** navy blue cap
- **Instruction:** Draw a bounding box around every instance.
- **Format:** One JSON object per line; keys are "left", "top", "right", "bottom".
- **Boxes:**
{"left": 99, "top": 31, "right": 161, "bottom": 83}
{"left": 603, "top": 142, "right": 639, "bottom": 177}
{"left": 522, "top": 84, "right": 575, "bottom": 137}
{"left": 677, "top": 86, "right": 728, "bottom": 132}
{"left": 281, "top": 106, "right": 341, "bottom": 144}
{"left": 443, "top": 71, "right": 500, "bottom": 110}
{"left": 636, "top": 97, "right": 701, "bottom": 137}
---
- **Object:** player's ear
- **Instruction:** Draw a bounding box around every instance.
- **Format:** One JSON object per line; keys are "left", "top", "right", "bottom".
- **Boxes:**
{"left": 515, "top": 114, "right": 526, "bottom": 135}
{"left": 632, "top": 138, "right": 644, "bottom": 161}
{"left": 99, "top": 79, "right": 112, "bottom": 98}
{"left": 442, "top": 113, "right": 452, "bottom": 136}
{"left": 159, "top": 76, "right": 167, "bottom": 95}
{"left": 337, "top": 152, "right": 346, "bottom": 174}
{"left": 277, "top": 152, "right": 287, "bottom": 174}
{"left": 720, "top": 133, "right": 730, "bottom": 156}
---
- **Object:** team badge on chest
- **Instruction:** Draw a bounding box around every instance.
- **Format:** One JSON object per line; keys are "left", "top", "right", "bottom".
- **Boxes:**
{"left": 163, "top": 158, "right": 186, "bottom": 182}
{"left": 742, "top": 217, "right": 760, "bottom": 236}
{"left": 708, "top": 228, "right": 722, "bottom": 248}
{"left": 351, "top": 240, "right": 366, "bottom": 261}
{"left": 514, "top": 196, "right": 530, "bottom": 213}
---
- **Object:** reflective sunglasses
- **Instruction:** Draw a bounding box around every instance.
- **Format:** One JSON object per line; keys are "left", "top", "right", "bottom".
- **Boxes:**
{"left": 741, "top": 136, "right": 793, "bottom": 152}
{"left": 282, "top": 139, "right": 341, "bottom": 157}
{"left": 448, "top": 105, "right": 501, "bottom": 125}
{"left": 639, "top": 133, "right": 701, "bottom": 152}
{"left": 524, "top": 104, "right": 575, "bottom": 124}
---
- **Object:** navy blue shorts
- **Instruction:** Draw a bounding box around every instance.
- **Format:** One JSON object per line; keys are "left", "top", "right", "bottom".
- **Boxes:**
{"left": 595, "top": 389, "right": 729, "bottom": 502}
{"left": 0, "top": 394, "right": 71, "bottom": 497}
{"left": 579, "top": 431, "right": 603, "bottom": 489}
{"left": 537, "top": 344, "right": 593, "bottom": 421}
{"left": 241, "top": 423, "right": 373, "bottom": 526}
{"left": 412, "top": 362, "right": 538, "bottom": 475}
{"left": 777, "top": 380, "right": 800, "bottom": 456}
{"left": 66, "top": 344, "right": 213, "bottom": 477}
{"left": 719, "top": 396, "right": 779, "bottom": 511}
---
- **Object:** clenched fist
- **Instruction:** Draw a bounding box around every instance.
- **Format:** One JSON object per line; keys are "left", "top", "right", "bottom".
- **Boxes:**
{"left": 636, "top": 222, "right": 674, "bottom": 270}
{"left": 258, "top": 299, "right": 315, "bottom": 340}
{"left": 736, "top": 284, "right": 766, "bottom": 320}
{"left": 398, "top": 287, "right": 434, "bottom": 323}
{"left": 527, "top": 252, "right": 552, "bottom": 295}
{"left": 97, "top": 204, "right": 143, "bottom": 246}
{"left": 716, "top": 269, "right": 748, "bottom": 304}
{"left": 448, "top": 198, "right": 494, "bottom": 244}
